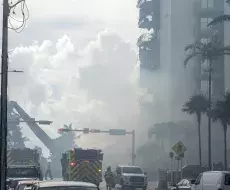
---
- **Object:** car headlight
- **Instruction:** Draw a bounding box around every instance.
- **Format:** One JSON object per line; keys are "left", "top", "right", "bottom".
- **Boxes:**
{"left": 123, "top": 176, "right": 130, "bottom": 181}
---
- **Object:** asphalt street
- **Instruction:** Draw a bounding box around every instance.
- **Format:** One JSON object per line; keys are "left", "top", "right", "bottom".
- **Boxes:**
{"left": 48, "top": 179, "right": 157, "bottom": 190}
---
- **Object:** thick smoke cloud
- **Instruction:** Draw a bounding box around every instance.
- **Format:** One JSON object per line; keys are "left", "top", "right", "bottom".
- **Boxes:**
{"left": 8, "top": 29, "right": 139, "bottom": 161}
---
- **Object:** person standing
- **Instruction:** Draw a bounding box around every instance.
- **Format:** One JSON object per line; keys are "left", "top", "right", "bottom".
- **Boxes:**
{"left": 45, "top": 159, "right": 53, "bottom": 180}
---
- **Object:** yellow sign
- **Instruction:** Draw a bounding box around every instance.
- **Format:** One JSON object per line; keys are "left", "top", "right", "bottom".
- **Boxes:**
{"left": 172, "top": 141, "right": 187, "bottom": 156}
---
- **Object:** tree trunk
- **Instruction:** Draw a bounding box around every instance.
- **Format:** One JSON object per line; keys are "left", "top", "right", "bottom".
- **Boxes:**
{"left": 224, "top": 124, "right": 227, "bottom": 170}
{"left": 197, "top": 113, "right": 202, "bottom": 165}
{"left": 208, "top": 58, "right": 212, "bottom": 170}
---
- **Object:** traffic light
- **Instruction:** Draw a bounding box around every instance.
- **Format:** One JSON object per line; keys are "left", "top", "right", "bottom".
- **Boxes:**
{"left": 58, "top": 128, "right": 70, "bottom": 134}
{"left": 58, "top": 128, "right": 63, "bottom": 134}
{"left": 83, "top": 128, "right": 89, "bottom": 134}
{"left": 90, "top": 129, "right": 100, "bottom": 133}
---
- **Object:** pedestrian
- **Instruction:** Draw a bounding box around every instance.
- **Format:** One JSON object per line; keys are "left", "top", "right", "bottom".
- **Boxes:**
{"left": 45, "top": 159, "right": 53, "bottom": 180}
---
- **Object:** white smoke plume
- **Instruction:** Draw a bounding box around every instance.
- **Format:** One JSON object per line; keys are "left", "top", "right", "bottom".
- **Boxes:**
{"left": 8, "top": 29, "right": 140, "bottom": 161}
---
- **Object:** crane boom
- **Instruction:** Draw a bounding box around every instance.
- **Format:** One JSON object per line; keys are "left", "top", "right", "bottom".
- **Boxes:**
{"left": 9, "top": 101, "right": 55, "bottom": 152}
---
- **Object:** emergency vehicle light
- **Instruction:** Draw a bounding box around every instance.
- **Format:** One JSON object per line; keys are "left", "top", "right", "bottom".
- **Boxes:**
{"left": 70, "top": 162, "right": 76, "bottom": 167}
{"left": 98, "top": 169, "right": 101, "bottom": 172}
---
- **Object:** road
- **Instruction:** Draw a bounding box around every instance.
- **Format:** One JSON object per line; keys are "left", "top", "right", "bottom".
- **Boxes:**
{"left": 50, "top": 179, "right": 157, "bottom": 190}
{"left": 100, "top": 181, "right": 157, "bottom": 190}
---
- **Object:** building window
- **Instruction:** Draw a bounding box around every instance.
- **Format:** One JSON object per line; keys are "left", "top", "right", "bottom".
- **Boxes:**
{"left": 201, "top": 0, "right": 214, "bottom": 8}
{"left": 201, "top": 18, "right": 213, "bottom": 29}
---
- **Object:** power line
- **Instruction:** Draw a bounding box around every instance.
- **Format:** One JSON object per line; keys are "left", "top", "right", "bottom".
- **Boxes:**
{"left": 8, "top": 0, "right": 29, "bottom": 33}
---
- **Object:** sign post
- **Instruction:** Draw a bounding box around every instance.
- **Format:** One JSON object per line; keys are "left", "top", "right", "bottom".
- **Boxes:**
{"left": 172, "top": 141, "right": 187, "bottom": 180}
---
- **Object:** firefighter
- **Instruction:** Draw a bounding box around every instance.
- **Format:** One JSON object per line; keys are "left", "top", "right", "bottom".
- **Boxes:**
{"left": 45, "top": 160, "right": 53, "bottom": 180}
{"left": 104, "top": 166, "right": 114, "bottom": 190}
{"left": 61, "top": 156, "right": 66, "bottom": 180}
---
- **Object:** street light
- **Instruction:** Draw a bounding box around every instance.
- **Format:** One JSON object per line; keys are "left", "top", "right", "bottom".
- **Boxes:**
{"left": 0, "top": 70, "right": 24, "bottom": 74}
{"left": 8, "top": 119, "right": 53, "bottom": 125}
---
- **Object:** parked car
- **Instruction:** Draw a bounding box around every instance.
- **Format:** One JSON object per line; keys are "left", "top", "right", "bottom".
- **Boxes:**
{"left": 191, "top": 171, "right": 230, "bottom": 190}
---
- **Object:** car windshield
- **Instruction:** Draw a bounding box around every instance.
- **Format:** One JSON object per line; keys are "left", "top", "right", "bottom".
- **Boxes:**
{"left": 39, "top": 187, "right": 97, "bottom": 190}
{"left": 122, "top": 167, "right": 143, "bottom": 174}
{"left": 7, "top": 167, "right": 38, "bottom": 178}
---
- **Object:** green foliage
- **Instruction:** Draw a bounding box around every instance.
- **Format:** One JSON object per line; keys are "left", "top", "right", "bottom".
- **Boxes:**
{"left": 208, "top": 15, "right": 230, "bottom": 26}
{"left": 208, "top": 1, "right": 230, "bottom": 26}
{"left": 182, "top": 94, "right": 209, "bottom": 117}
{"left": 184, "top": 35, "right": 230, "bottom": 67}
{"left": 211, "top": 91, "right": 230, "bottom": 126}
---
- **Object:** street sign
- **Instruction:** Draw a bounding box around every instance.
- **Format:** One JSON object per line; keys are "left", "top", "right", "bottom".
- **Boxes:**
{"left": 172, "top": 141, "right": 187, "bottom": 156}
{"left": 109, "top": 129, "right": 126, "bottom": 135}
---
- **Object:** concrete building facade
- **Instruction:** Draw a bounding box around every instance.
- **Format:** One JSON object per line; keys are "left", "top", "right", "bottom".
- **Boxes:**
{"left": 137, "top": 0, "right": 227, "bottom": 124}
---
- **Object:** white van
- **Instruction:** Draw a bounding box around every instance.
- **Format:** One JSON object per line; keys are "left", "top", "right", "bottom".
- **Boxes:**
{"left": 191, "top": 171, "right": 230, "bottom": 190}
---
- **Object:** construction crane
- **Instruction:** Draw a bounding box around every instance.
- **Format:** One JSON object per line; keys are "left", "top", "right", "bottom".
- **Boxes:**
{"left": 8, "top": 101, "right": 76, "bottom": 177}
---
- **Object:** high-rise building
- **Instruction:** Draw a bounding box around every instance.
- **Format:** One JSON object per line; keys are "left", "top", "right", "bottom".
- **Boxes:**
{"left": 137, "top": 0, "right": 227, "bottom": 123}
{"left": 200, "top": 0, "right": 225, "bottom": 101}
{"left": 137, "top": 0, "right": 161, "bottom": 125}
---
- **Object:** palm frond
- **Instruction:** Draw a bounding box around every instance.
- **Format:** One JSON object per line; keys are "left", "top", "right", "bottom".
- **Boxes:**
{"left": 184, "top": 52, "right": 203, "bottom": 67}
{"left": 185, "top": 44, "right": 196, "bottom": 51}
{"left": 211, "top": 92, "right": 230, "bottom": 125}
{"left": 182, "top": 94, "right": 209, "bottom": 115}
{"left": 208, "top": 15, "right": 230, "bottom": 27}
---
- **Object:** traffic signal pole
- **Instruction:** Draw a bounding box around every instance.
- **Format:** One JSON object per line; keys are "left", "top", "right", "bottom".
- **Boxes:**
{"left": 0, "top": 0, "right": 9, "bottom": 189}
{"left": 58, "top": 128, "right": 136, "bottom": 165}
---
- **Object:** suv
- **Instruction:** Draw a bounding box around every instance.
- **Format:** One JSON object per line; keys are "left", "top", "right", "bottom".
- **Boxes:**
{"left": 114, "top": 165, "right": 148, "bottom": 190}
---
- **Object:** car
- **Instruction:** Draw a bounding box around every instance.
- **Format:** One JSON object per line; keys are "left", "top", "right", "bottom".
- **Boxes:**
{"left": 7, "top": 178, "right": 40, "bottom": 190}
{"left": 171, "top": 179, "right": 194, "bottom": 190}
{"left": 31, "top": 181, "right": 98, "bottom": 190}
{"left": 15, "top": 180, "right": 41, "bottom": 190}
{"left": 114, "top": 165, "right": 148, "bottom": 190}
{"left": 191, "top": 171, "right": 230, "bottom": 190}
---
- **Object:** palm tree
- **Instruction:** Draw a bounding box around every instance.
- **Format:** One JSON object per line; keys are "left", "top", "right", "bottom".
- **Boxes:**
{"left": 184, "top": 34, "right": 230, "bottom": 169}
{"left": 208, "top": 0, "right": 230, "bottom": 26}
{"left": 182, "top": 94, "right": 209, "bottom": 165}
{"left": 211, "top": 92, "right": 230, "bottom": 170}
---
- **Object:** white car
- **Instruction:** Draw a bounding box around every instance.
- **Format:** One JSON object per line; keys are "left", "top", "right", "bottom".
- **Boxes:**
{"left": 114, "top": 165, "right": 148, "bottom": 190}
{"left": 31, "top": 181, "right": 98, "bottom": 190}
{"left": 191, "top": 171, "right": 230, "bottom": 190}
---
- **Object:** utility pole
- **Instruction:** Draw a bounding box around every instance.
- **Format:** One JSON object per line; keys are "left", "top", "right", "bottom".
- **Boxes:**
{"left": 0, "top": 0, "right": 9, "bottom": 189}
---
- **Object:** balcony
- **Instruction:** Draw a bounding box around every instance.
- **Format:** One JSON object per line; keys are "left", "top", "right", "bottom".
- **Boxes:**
{"left": 137, "top": 32, "right": 155, "bottom": 48}
{"left": 200, "top": 8, "right": 224, "bottom": 18}
{"left": 138, "top": 17, "right": 154, "bottom": 29}
{"left": 139, "top": 1, "right": 153, "bottom": 15}
{"left": 139, "top": 48, "right": 160, "bottom": 70}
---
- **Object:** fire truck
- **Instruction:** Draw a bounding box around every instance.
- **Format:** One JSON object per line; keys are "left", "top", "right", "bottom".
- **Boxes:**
{"left": 61, "top": 148, "right": 103, "bottom": 188}
{"left": 7, "top": 148, "right": 43, "bottom": 180}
